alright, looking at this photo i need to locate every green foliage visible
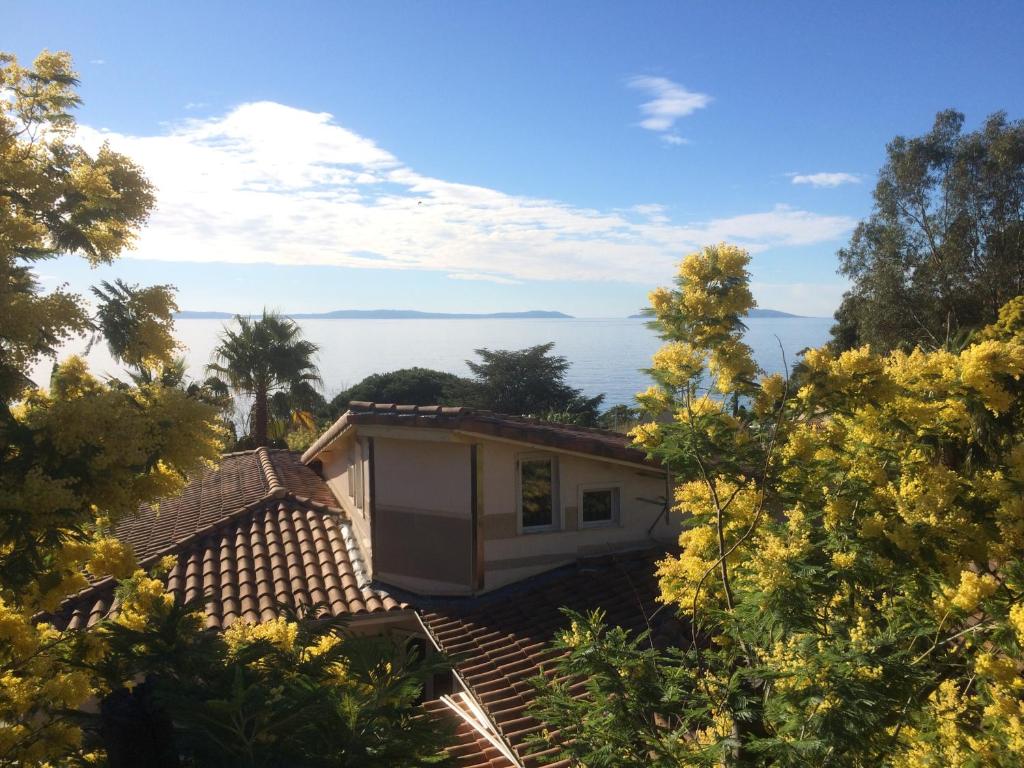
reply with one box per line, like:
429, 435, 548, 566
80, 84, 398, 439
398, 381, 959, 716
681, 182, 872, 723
91, 279, 179, 370
329, 367, 475, 415
466, 342, 604, 424
596, 403, 642, 432
832, 109, 1024, 353
208, 311, 322, 447
79, 581, 452, 768
328, 351, 609, 426
528, 610, 703, 768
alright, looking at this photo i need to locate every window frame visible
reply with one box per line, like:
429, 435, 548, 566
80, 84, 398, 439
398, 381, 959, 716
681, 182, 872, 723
577, 482, 622, 528
516, 452, 560, 533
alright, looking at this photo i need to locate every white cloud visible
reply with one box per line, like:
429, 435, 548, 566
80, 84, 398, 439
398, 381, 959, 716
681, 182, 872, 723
790, 172, 860, 188
631, 203, 670, 224
76, 101, 854, 285
184, 101, 208, 110
90, 59, 105, 65
626, 76, 710, 141
447, 272, 523, 285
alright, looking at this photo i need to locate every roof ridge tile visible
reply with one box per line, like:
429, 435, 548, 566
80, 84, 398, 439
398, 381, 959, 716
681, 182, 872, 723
256, 446, 286, 497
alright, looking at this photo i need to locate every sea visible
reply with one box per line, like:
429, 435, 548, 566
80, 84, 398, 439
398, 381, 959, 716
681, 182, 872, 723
30, 316, 833, 407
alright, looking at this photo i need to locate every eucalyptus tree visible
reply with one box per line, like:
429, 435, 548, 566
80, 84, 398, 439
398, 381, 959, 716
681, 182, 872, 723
832, 109, 1024, 352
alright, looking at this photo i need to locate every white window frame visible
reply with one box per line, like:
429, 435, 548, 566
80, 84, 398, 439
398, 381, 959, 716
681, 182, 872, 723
578, 482, 622, 528
517, 452, 559, 533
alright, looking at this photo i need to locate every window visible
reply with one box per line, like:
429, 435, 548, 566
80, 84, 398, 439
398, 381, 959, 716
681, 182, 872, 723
519, 455, 556, 531
579, 485, 620, 527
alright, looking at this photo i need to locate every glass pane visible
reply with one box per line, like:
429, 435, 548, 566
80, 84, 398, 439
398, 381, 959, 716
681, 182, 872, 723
521, 459, 553, 528
582, 489, 613, 523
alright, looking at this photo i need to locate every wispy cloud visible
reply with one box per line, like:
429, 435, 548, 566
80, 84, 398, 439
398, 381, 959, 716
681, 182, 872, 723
90, 59, 106, 65
660, 133, 690, 146
447, 272, 523, 285
184, 101, 208, 111
626, 76, 710, 143
76, 101, 853, 285
631, 204, 670, 224
789, 172, 860, 188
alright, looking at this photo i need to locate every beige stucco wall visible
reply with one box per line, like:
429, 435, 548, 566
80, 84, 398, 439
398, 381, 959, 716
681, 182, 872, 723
317, 425, 675, 597
371, 436, 474, 595
320, 432, 373, 562
477, 439, 674, 592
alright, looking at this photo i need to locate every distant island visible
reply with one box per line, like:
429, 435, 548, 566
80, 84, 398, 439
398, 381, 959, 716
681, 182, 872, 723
628, 308, 804, 319
174, 309, 573, 320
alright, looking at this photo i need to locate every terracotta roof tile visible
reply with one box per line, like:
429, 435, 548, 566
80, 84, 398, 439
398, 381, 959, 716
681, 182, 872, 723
302, 403, 660, 469
55, 450, 405, 630
417, 550, 677, 767
421, 698, 517, 768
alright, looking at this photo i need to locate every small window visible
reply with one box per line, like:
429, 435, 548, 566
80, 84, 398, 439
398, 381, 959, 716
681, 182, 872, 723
520, 456, 556, 530
580, 486, 620, 527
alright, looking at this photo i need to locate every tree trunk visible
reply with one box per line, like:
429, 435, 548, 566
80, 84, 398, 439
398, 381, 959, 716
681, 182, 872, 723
253, 387, 269, 447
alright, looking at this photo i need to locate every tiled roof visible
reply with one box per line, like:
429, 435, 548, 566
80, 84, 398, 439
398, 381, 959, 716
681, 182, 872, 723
418, 550, 675, 767
422, 697, 517, 768
55, 449, 405, 630
302, 402, 660, 469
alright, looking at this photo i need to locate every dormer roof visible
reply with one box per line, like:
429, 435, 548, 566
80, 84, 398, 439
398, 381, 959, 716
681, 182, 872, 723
302, 402, 661, 470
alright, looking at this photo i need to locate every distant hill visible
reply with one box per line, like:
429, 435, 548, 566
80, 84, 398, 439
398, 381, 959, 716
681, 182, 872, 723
746, 308, 803, 318
174, 309, 573, 320
628, 308, 804, 319
174, 311, 236, 319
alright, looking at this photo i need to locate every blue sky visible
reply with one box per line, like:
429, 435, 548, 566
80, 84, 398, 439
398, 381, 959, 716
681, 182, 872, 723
8, 1, 1024, 317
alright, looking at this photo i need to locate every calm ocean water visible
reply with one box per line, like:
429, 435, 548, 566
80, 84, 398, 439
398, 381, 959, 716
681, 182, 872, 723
32, 317, 833, 407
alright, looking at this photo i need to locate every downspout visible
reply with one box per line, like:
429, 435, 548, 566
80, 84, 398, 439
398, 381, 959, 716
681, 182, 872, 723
470, 443, 485, 593
367, 436, 376, 580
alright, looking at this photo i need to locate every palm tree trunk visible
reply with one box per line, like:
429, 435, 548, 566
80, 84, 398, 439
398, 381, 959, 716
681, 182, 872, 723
253, 387, 269, 447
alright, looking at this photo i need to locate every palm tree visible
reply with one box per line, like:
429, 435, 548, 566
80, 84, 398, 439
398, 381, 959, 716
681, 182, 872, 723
207, 311, 321, 447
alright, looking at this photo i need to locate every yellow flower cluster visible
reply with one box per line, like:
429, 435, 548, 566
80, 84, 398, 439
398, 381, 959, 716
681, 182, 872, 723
640, 244, 761, 431
657, 480, 761, 608
116, 571, 174, 631
561, 619, 595, 649
940, 570, 999, 614
960, 339, 1024, 414
628, 421, 662, 449
224, 616, 299, 656
1010, 604, 1024, 644
651, 342, 705, 386
0, 599, 95, 763
88, 537, 138, 580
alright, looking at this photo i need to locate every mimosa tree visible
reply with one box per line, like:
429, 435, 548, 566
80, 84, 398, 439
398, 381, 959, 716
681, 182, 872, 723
1, 51, 449, 767
531, 243, 1024, 766
0, 50, 223, 763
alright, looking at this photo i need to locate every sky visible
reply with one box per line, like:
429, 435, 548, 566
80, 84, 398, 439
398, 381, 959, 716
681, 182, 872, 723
7, 1, 1024, 318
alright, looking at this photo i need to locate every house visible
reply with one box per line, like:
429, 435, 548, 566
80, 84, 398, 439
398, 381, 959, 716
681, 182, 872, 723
60, 402, 682, 768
